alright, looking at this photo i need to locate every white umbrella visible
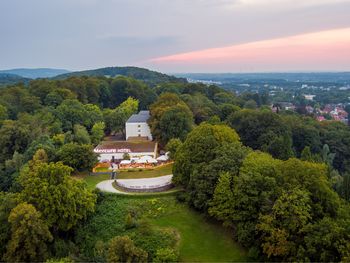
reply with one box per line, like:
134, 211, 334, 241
156, 155, 168, 161
136, 159, 146, 164
147, 158, 158, 164
120, 160, 131, 165
140, 155, 153, 161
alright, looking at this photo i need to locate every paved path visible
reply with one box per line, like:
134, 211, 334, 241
96, 174, 173, 194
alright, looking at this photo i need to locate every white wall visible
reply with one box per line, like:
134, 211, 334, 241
97, 151, 156, 162
126, 122, 152, 140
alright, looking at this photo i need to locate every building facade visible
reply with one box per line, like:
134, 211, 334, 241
125, 111, 153, 140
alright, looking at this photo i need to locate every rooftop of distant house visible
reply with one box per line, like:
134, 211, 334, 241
126, 110, 150, 123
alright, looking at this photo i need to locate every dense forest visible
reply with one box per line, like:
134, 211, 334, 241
0, 71, 350, 262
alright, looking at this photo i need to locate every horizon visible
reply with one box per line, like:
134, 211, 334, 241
1, 0, 350, 72
2, 66, 350, 76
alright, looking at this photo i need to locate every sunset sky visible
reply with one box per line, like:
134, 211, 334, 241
0, 0, 350, 72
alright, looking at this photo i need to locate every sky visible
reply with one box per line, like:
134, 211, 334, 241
0, 0, 350, 73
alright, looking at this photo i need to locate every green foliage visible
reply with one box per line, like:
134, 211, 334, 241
57, 143, 98, 171
104, 97, 139, 135
0, 192, 19, 259
208, 149, 350, 261
73, 124, 91, 144
173, 123, 243, 211
257, 189, 311, 259
0, 104, 8, 125
243, 99, 257, 109
91, 121, 105, 144
149, 93, 194, 145
125, 213, 136, 229
165, 138, 182, 160
153, 248, 179, 262
228, 109, 293, 160
4, 202, 53, 262
123, 153, 131, 160
19, 161, 96, 231
0, 119, 31, 163
107, 235, 148, 263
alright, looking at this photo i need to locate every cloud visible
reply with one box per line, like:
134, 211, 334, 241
147, 27, 350, 72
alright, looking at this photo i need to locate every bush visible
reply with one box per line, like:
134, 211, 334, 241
154, 248, 179, 262
125, 213, 136, 230
175, 191, 188, 203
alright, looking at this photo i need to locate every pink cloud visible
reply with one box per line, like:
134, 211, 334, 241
148, 28, 350, 72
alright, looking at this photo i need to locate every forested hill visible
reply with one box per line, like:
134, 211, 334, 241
0, 73, 30, 86
0, 68, 70, 79
55, 66, 187, 87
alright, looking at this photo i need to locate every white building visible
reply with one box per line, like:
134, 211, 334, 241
125, 111, 153, 140
94, 110, 156, 162
94, 140, 157, 162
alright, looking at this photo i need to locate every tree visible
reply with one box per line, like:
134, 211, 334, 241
341, 173, 350, 201
55, 99, 87, 131
301, 146, 313, 161
227, 110, 292, 153
257, 189, 311, 260
83, 104, 104, 130
165, 138, 182, 160
0, 104, 8, 126
4, 203, 52, 262
57, 143, 98, 171
173, 123, 242, 211
104, 97, 139, 135
0, 192, 19, 259
149, 93, 194, 144
107, 236, 148, 263
321, 144, 335, 168
158, 105, 193, 144
91, 122, 105, 144
243, 99, 257, 109
73, 124, 91, 144
0, 120, 31, 163
209, 172, 235, 226
19, 162, 96, 231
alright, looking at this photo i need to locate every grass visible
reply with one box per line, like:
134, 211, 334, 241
75, 193, 246, 262
117, 163, 173, 179
95, 167, 110, 172
152, 200, 246, 262
73, 171, 111, 191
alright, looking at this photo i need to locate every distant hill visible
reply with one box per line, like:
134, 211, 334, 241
0, 68, 71, 79
175, 72, 350, 84
0, 73, 31, 86
55, 66, 187, 87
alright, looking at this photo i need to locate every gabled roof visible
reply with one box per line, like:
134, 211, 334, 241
126, 111, 150, 123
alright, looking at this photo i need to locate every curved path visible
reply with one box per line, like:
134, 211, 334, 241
96, 174, 173, 194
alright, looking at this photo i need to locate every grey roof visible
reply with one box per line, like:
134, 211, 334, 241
126, 111, 150, 123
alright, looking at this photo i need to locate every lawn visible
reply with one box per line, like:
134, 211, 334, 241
117, 163, 173, 179
74, 194, 247, 262
152, 200, 246, 262
73, 171, 111, 190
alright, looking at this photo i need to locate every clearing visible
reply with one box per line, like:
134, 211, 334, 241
74, 194, 247, 262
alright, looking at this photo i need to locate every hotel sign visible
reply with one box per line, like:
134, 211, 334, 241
94, 148, 131, 153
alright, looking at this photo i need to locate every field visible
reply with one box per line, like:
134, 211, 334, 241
74, 194, 247, 262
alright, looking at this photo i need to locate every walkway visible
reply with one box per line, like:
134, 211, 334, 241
96, 174, 173, 194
